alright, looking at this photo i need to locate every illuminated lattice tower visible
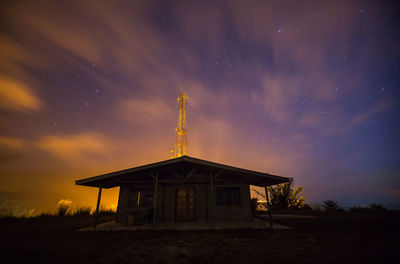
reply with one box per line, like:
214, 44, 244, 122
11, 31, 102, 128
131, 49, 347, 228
171, 92, 189, 158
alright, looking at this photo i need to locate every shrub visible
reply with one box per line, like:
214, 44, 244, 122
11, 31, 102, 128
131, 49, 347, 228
74, 206, 92, 216
268, 183, 308, 209
39, 212, 54, 217
322, 200, 342, 211
350, 204, 387, 212
253, 182, 309, 211
98, 205, 116, 216
368, 204, 387, 211
311, 204, 323, 212
57, 199, 72, 217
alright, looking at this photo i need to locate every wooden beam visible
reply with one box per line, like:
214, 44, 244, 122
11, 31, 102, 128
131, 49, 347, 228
214, 171, 224, 179
248, 185, 253, 222
116, 186, 122, 223
115, 205, 119, 223
183, 167, 196, 183
169, 169, 181, 178
161, 184, 165, 221
205, 183, 208, 221
93, 186, 103, 229
115, 180, 187, 185
153, 173, 158, 226
264, 186, 273, 227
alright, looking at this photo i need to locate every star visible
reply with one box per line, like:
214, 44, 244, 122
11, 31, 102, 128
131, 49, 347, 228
277, 29, 282, 33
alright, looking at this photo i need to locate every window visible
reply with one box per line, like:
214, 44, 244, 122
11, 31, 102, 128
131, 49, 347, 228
128, 190, 141, 208
216, 187, 241, 205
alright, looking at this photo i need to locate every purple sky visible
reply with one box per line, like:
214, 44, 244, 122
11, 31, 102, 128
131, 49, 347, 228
0, 0, 399, 215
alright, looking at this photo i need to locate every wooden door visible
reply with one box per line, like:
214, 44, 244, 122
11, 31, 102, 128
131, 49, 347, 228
176, 187, 195, 221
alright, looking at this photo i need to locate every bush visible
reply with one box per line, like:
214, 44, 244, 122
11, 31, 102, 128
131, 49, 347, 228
350, 204, 387, 212
369, 204, 387, 211
253, 182, 309, 211
57, 200, 72, 217
98, 205, 116, 216
267, 182, 308, 210
322, 200, 342, 211
73, 206, 92, 216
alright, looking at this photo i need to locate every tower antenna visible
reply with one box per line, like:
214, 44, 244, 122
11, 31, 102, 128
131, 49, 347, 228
171, 92, 188, 158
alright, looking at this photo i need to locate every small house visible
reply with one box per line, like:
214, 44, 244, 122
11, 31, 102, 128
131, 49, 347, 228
76, 156, 290, 228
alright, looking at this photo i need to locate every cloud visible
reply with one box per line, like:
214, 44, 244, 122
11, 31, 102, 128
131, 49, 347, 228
299, 98, 395, 134
0, 136, 26, 151
116, 97, 175, 125
251, 73, 303, 123
298, 111, 322, 127
0, 35, 36, 74
0, 77, 42, 112
0, 191, 27, 217
35, 133, 112, 163
349, 99, 395, 127
0, 136, 27, 165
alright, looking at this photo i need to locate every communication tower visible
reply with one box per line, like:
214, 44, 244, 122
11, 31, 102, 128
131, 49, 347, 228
171, 92, 188, 158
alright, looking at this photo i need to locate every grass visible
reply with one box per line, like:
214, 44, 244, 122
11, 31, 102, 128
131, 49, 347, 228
1, 211, 398, 264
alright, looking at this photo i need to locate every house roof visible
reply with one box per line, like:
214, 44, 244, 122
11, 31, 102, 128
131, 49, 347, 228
75, 156, 291, 188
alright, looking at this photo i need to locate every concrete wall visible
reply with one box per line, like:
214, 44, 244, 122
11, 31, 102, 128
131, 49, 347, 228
117, 182, 251, 225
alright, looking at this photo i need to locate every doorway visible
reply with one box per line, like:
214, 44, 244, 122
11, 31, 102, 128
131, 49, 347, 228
176, 187, 195, 221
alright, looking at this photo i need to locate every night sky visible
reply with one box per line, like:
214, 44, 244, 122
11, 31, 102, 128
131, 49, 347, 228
1, 0, 399, 215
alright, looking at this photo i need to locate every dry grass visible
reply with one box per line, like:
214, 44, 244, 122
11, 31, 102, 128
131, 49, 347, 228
1, 212, 398, 264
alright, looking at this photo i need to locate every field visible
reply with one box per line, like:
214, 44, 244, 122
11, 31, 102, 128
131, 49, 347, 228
1, 212, 399, 264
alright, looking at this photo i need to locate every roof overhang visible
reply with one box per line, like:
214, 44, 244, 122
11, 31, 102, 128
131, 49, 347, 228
75, 156, 291, 188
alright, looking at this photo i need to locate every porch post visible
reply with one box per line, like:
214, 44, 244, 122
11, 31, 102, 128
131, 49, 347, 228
116, 186, 122, 223
209, 171, 214, 227
249, 185, 253, 222
264, 186, 273, 227
153, 173, 158, 226
205, 183, 208, 221
93, 186, 103, 229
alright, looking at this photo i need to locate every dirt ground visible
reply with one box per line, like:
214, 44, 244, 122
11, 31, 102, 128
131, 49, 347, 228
1, 212, 398, 264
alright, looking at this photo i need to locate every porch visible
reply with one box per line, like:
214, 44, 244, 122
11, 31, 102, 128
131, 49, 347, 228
78, 217, 290, 231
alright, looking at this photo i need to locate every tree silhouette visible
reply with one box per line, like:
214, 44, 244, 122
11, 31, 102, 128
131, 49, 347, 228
322, 200, 342, 211
253, 182, 308, 210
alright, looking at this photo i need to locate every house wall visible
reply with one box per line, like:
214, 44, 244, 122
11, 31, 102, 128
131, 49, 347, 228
117, 183, 154, 224
159, 184, 208, 222
213, 185, 252, 221
117, 182, 251, 225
